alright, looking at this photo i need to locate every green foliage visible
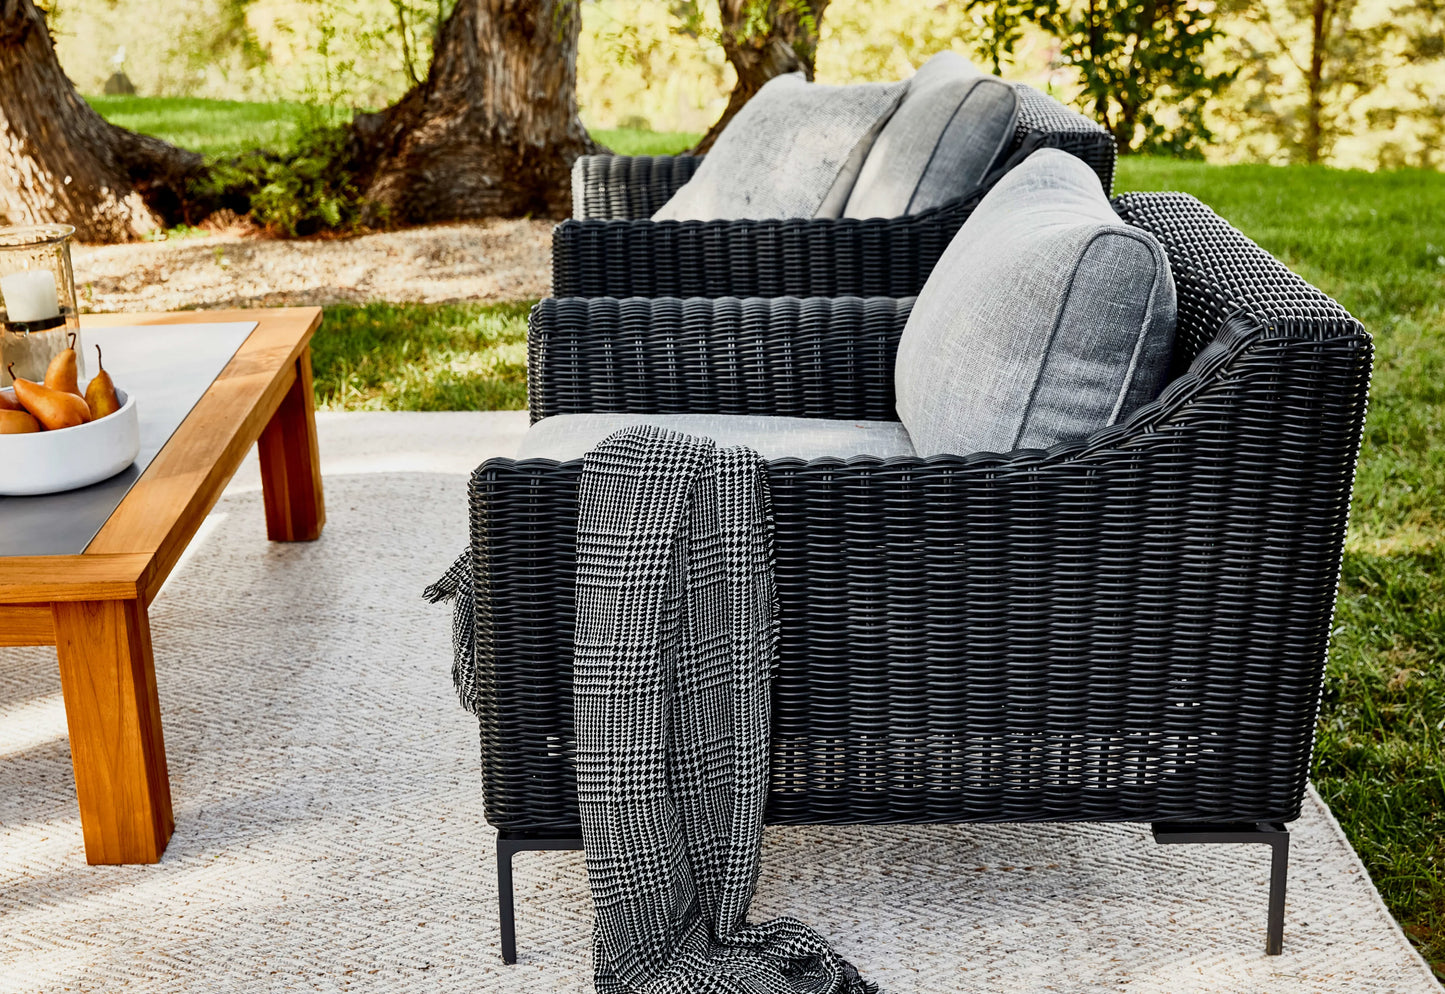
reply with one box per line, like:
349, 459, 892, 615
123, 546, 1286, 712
179, 0, 268, 81
813, 2, 981, 84
967, 0, 1235, 155
579, 0, 730, 133
60, 0, 1445, 171
190, 123, 366, 237
1230, 0, 1393, 163
1217, 0, 1445, 169
311, 301, 532, 411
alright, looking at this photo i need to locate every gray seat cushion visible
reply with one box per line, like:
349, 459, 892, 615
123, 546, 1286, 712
517, 414, 917, 462
652, 73, 905, 222
895, 148, 1176, 457
843, 51, 1019, 220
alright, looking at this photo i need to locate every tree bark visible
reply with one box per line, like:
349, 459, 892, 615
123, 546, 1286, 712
353, 0, 596, 223
693, 0, 830, 153
0, 0, 202, 241
1304, 0, 1329, 163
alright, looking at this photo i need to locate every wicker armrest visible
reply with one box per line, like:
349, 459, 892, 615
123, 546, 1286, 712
571, 154, 704, 220
527, 296, 914, 422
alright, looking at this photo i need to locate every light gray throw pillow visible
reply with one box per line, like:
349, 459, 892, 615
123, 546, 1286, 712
843, 51, 1019, 219
895, 148, 1176, 456
652, 73, 905, 222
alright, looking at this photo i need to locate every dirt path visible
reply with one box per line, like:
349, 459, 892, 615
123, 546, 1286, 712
71, 219, 554, 313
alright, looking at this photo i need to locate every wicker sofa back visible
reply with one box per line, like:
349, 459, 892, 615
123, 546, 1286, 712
487, 192, 1371, 837
554, 85, 1116, 299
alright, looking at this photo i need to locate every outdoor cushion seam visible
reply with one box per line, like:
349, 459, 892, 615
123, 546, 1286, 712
1105, 229, 1168, 425
1010, 226, 1156, 450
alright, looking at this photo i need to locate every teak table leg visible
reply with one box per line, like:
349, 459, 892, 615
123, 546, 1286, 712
53, 598, 174, 865
258, 347, 325, 542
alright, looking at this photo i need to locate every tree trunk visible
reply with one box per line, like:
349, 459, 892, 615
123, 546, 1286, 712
353, 0, 596, 223
0, 0, 202, 241
1304, 0, 1329, 163
693, 0, 831, 154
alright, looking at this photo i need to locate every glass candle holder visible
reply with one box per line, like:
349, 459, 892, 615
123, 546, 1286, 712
0, 224, 83, 387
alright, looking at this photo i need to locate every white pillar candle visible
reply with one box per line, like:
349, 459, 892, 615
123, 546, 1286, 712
1, 269, 60, 323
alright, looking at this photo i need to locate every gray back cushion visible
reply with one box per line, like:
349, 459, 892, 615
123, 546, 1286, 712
843, 51, 1019, 219
652, 73, 905, 222
895, 148, 1176, 457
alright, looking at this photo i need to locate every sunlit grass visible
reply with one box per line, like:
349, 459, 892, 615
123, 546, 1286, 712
87, 95, 317, 158
593, 127, 700, 156
88, 95, 699, 160
312, 301, 531, 412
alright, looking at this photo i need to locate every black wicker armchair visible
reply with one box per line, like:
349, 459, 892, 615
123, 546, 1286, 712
554, 84, 1116, 299
476, 192, 1371, 963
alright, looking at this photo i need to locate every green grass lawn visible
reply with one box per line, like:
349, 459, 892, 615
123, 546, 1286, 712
88, 95, 318, 158
592, 127, 700, 156
87, 95, 701, 160
311, 301, 531, 412
93, 95, 1445, 977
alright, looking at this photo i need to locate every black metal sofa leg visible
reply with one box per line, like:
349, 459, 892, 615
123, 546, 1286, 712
1152, 821, 1289, 955
496, 833, 585, 964
498, 825, 1288, 962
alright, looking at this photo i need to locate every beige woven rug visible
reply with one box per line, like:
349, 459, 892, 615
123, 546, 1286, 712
0, 412, 1436, 993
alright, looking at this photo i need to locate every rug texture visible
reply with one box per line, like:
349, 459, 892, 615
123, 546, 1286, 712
0, 412, 1436, 994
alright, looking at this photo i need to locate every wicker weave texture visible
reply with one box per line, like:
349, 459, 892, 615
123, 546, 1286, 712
555, 84, 1116, 297
528, 296, 915, 424
480, 192, 1372, 836
1012, 84, 1116, 191
572, 154, 704, 223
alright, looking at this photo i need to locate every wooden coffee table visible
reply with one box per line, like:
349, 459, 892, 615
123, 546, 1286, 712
0, 308, 324, 865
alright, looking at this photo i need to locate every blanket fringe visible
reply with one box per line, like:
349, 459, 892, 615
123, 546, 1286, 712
423, 551, 482, 715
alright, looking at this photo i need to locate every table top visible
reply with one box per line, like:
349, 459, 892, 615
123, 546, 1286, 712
0, 308, 322, 607
0, 322, 257, 557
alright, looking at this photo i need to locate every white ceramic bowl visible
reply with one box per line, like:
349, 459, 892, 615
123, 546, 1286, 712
0, 387, 140, 495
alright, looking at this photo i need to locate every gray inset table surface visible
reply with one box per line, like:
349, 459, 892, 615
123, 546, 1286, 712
0, 322, 257, 556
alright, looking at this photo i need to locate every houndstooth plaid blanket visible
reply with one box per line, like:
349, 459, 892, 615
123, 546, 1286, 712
428, 425, 876, 993
574, 426, 876, 994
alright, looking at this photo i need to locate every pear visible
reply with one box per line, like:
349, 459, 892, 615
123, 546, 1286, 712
44, 332, 81, 396
0, 390, 19, 412
85, 344, 122, 420
8, 363, 90, 431
0, 409, 40, 433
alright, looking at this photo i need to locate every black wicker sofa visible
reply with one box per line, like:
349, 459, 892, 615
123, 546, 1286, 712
475, 191, 1372, 963
553, 83, 1116, 300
